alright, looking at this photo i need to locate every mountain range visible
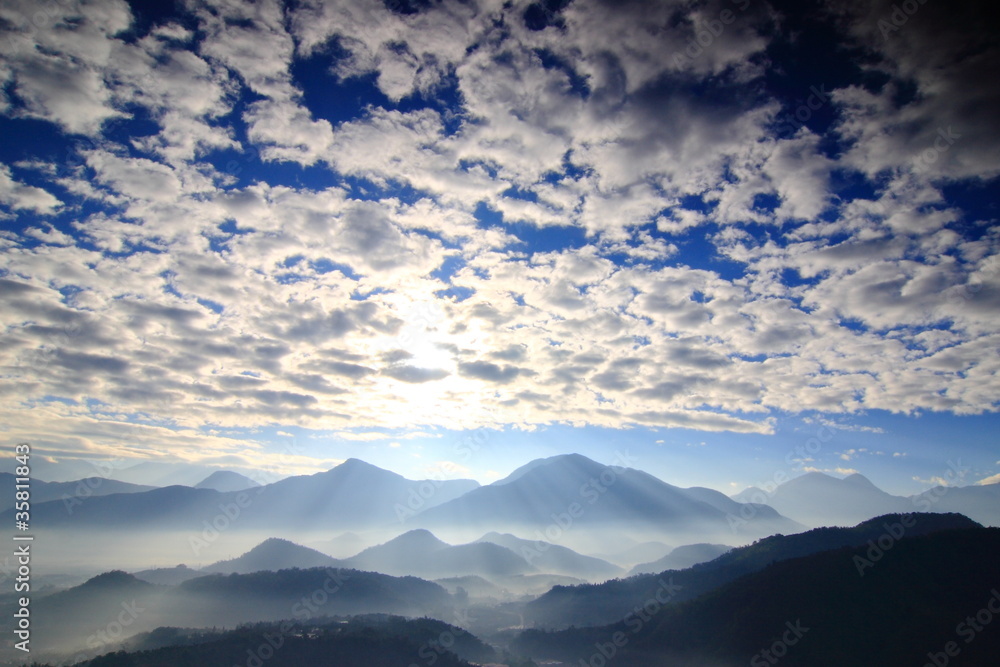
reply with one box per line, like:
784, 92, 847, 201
628, 542, 732, 576
133, 530, 621, 586
8, 455, 998, 545
200, 537, 339, 574
408, 453, 802, 544
524, 512, 983, 628
194, 470, 261, 492
5, 458, 480, 532
0, 472, 154, 513
12, 513, 997, 667
514, 523, 1000, 666
8, 566, 454, 662
731, 469, 1000, 528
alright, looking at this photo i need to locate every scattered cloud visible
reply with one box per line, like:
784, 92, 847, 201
804, 466, 860, 476
976, 473, 1000, 486
912, 475, 952, 488
0, 0, 996, 468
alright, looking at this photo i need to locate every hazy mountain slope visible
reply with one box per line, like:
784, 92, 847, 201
113, 461, 221, 487
594, 541, 674, 568
525, 512, 981, 628
132, 565, 202, 586
76, 616, 486, 667
341, 529, 537, 578
248, 459, 480, 528
628, 543, 731, 576
3, 459, 480, 531
201, 537, 342, 574
194, 470, 261, 492
120, 614, 501, 664
910, 482, 1000, 526
7, 485, 229, 529
171, 568, 453, 625
732, 472, 911, 527
476, 532, 624, 580
733, 471, 1000, 529
307, 532, 370, 558
413, 454, 801, 542
0, 472, 155, 512
514, 526, 1000, 667
5, 567, 456, 662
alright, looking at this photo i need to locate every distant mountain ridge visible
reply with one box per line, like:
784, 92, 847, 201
7, 455, 994, 564
733, 470, 1000, 527
0, 472, 155, 512
410, 453, 803, 543
525, 512, 982, 628
202, 538, 340, 574
4, 458, 480, 531
136, 530, 622, 586
340, 529, 537, 579
514, 523, 1000, 666
195, 470, 261, 492
13, 566, 455, 658
628, 543, 731, 576
476, 531, 624, 580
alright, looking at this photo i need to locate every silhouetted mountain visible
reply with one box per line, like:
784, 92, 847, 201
5, 566, 456, 662
202, 538, 341, 574
132, 565, 202, 585
476, 532, 623, 580
0, 472, 155, 512
70, 615, 501, 667
8, 570, 165, 657
194, 470, 261, 492
525, 512, 981, 628
628, 543, 731, 575
412, 454, 802, 543
173, 567, 453, 624
732, 471, 910, 527
514, 525, 1000, 667
341, 529, 537, 579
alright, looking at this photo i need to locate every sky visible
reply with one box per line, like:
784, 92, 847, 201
0, 0, 998, 497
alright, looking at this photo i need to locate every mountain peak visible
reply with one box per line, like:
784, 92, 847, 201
383, 529, 449, 551
195, 470, 261, 492
493, 453, 604, 486
252, 537, 297, 550
331, 458, 405, 479
842, 473, 879, 489
338, 457, 380, 470
82, 570, 144, 588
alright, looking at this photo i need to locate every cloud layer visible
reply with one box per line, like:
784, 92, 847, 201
0, 0, 997, 466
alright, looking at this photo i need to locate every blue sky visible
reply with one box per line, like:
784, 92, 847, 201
0, 0, 997, 496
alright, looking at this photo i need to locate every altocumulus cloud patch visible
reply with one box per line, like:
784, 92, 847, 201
0, 0, 997, 472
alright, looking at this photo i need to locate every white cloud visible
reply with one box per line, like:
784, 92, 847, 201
0, 0, 132, 134
763, 132, 833, 222
975, 473, 1000, 486
912, 475, 951, 488
0, 0, 997, 463
829, 0, 1000, 180
803, 466, 860, 476
0, 165, 62, 214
